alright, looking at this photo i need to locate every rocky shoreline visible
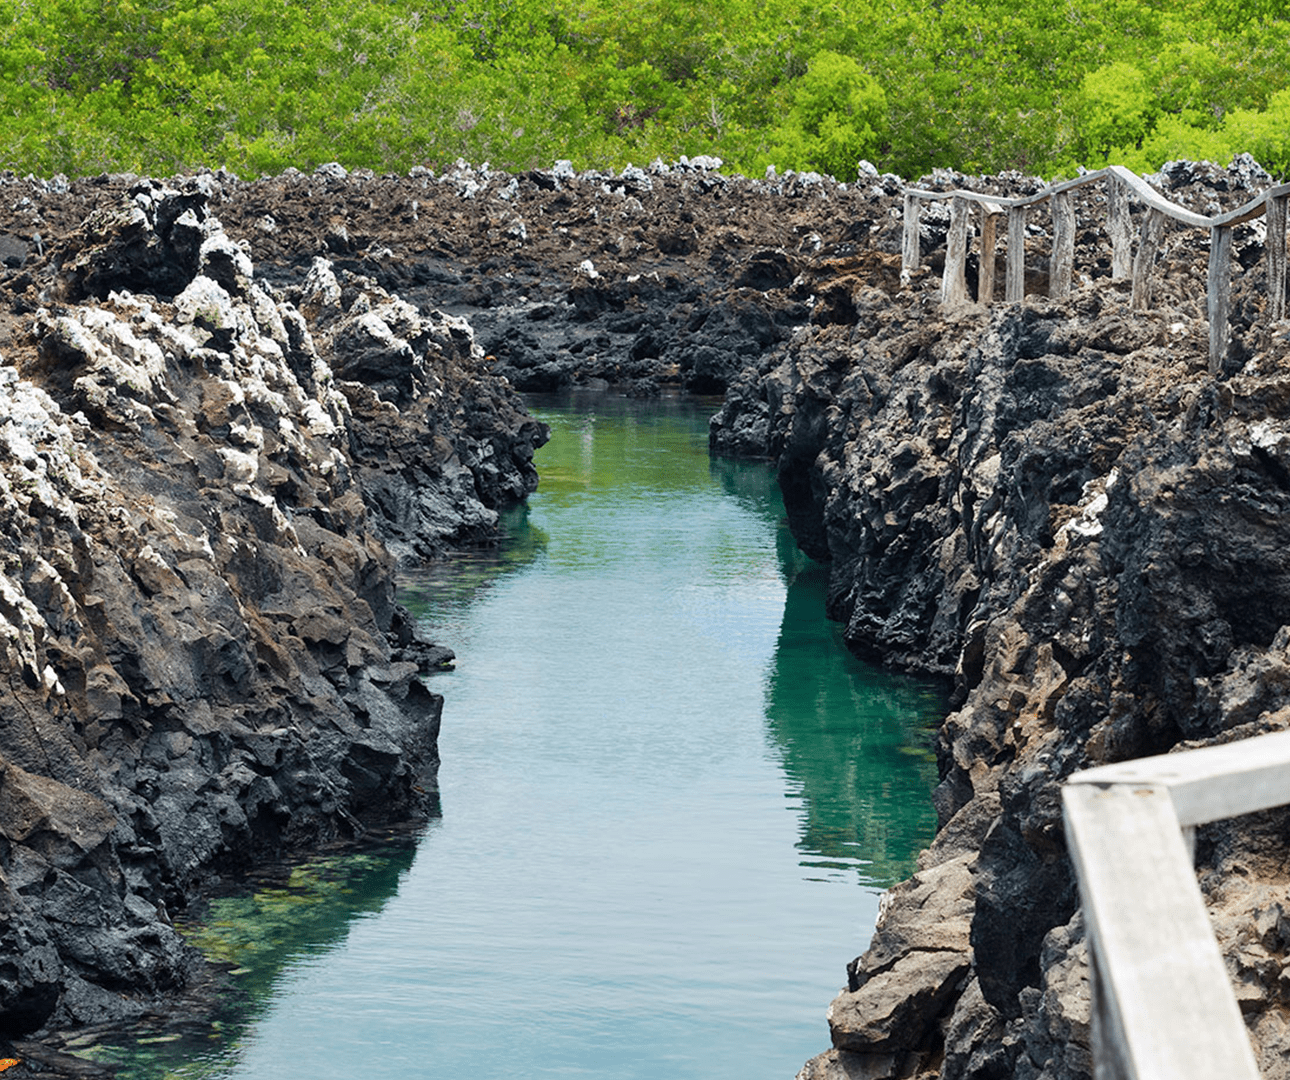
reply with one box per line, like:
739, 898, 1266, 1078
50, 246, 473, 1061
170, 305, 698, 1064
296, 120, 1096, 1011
2, 155, 1290, 1078
711, 157, 1290, 1078
0, 175, 546, 1065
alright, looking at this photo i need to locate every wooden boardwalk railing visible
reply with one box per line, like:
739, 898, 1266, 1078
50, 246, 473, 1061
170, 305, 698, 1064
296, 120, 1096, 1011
1063, 730, 1290, 1080
902, 165, 1290, 373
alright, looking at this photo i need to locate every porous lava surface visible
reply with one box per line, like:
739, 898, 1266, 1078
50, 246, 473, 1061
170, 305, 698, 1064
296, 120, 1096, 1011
1, 154, 1290, 1079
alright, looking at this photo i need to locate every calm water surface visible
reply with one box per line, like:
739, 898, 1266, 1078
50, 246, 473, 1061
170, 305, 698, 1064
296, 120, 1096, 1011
99, 394, 945, 1080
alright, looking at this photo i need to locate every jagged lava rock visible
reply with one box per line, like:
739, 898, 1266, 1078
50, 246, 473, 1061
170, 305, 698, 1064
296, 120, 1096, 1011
0, 178, 544, 1042
711, 159, 1290, 1080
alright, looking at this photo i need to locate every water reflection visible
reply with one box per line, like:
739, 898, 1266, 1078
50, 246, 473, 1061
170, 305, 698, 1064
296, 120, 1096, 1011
399, 500, 547, 623
767, 554, 944, 887
92, 392, 944, 1080
711, 437, 944, 887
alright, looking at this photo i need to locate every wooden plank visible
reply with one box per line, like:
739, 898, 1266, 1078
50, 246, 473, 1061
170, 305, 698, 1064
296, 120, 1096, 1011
1069, 728, 1290, 827
1044, 167, 1114, 198
1131, 208, 1167, 310
1268, 193, 1288, 322
904, 173, 1290, 232
1050, 190, 1076, 298
1089, 948, 1135, 1080
978, 206, 1003, 303
1108, 176, 1133, 281
903, 189, 1020, 208
1063, 783, 1262, 1080
1007, 205, 1027, 302
1104, 166, 1211, 229
942, 196, 971, 306
903, 168, 1113, 212
1208, 225, 1233, 375
902, 193, 922, 281
1207, 181, 1290, 229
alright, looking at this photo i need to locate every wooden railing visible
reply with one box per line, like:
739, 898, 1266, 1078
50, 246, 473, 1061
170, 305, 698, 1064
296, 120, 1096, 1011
902, 165, 1290, 373
1063, 730, 1290, 1080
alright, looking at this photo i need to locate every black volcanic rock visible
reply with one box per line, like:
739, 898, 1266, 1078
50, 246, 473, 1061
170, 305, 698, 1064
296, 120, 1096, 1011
0, 181, 544, 1046
709, 159, 1290, 1080
3, 155, 1290, 1080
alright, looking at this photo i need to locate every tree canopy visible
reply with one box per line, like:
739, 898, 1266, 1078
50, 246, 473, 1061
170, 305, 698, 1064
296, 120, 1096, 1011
1, 0, 1287, 180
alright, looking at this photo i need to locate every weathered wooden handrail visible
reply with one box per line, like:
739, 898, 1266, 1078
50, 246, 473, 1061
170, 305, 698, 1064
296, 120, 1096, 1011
902, 165, 1290, 373
1063, 730, 1290, 1080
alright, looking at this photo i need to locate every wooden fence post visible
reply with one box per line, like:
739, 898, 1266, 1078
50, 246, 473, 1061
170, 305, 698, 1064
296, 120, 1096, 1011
1268, 193, 1288, 322
903, 173, 1290, 356
902, 193, 921, 283
1065, 731, 1290, 1080
1007, 205, 1027, 302
1131, 208, 1168, 310
1051, 191, 1076, 298
1108, 177, 1133, 281
978, 204, 1004, 303
942, 196, 971, 306
1208, 225, 1233, 375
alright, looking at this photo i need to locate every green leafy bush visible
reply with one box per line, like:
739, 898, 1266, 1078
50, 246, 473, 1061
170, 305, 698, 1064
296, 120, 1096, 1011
0, 0, 1287, 179
1077, 62, 1155, 164
1223, 89, 1290, 179
765, 50, 886, 179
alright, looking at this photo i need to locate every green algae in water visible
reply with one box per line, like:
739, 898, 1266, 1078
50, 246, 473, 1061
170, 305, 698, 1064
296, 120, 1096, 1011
178, 848, 416, 1001
77, 844, 416, 1080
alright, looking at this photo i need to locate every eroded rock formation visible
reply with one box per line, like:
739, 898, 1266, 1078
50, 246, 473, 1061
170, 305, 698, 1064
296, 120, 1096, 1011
4, 153, 1290, 1079
711, 158, 1290, 1078
0, 177, 544, 1044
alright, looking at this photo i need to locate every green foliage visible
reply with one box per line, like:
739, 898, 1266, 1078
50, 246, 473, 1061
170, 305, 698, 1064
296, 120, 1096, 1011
0, 0, 1287, 179
765, 51, 886, 179
1109, 114, 1231, 174
1077, 62, 1155, 164
1224, 89, 1290, 179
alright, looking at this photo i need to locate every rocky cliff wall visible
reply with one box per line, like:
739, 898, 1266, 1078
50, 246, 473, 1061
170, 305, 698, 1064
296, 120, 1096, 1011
0, 176, 545, 1050
4, 155, 1290, 1078
0, 157, 913, 1070
712, 158, 1290, 1079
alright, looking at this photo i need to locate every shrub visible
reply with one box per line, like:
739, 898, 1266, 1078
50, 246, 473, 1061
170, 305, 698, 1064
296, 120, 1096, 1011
765, 50, 886, 180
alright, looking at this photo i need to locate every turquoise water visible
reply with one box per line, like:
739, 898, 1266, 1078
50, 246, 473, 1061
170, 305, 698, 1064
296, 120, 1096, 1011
93, 394, 944, 1079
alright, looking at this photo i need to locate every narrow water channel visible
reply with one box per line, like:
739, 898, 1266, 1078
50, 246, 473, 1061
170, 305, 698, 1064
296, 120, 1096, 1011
95, 394, 945, 1080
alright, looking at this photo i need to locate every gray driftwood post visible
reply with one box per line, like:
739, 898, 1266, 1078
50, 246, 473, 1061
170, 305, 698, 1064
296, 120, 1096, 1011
1131, 208, 1168, 310
978, 204, 1003, 303
1050, 191, 1076, 298
942, 196, 971, 306
1107, 176, 1133, 280
1207, 225, 1233, 375
902, 193, 921, 282
1006, 205, 1027, 302
1268, 193, 1288, 321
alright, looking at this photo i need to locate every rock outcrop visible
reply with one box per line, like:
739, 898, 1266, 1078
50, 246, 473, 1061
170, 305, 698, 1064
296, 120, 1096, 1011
6, 154, 1290, 1079
0, 177, 545, 1044
712, 158, 1290, 1078
203, 158, 903, 397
